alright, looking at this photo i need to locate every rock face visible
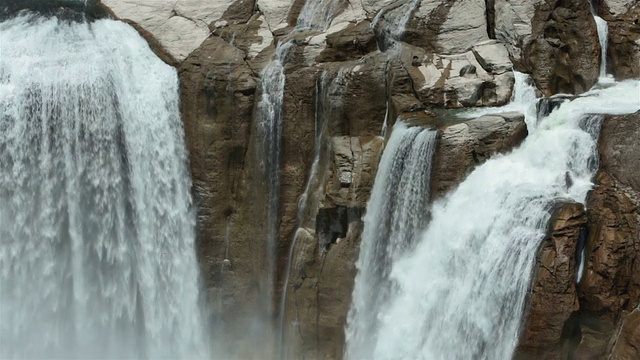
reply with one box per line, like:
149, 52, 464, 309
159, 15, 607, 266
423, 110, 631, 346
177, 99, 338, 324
430, 112, 528, 199
515, 203, 587, 360
610, 308, 640, 360
100, 0, 240, 61
514, 112, 640, 360
522, 0, 601, 95
93, 0, 638, 359
603, 2, 640, 80
574, 112, 640, 359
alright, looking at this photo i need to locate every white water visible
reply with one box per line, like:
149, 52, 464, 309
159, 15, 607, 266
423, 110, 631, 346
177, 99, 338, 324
255, 42, 290, 309
0, 13, 208, 359
345, 122, 438, 360
462, 71, 538, 122
593, 15, 611, 81
356, 79, 639, 359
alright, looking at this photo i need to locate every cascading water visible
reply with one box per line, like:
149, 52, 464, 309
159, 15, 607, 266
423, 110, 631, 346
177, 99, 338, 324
345, 122, 438, 360
255, 42, 290, 312
351, 79, 639, 359
593, 15, 610, 80
296, 0, 343, 31
590, 1, 611, 81
0, 10, 208, 360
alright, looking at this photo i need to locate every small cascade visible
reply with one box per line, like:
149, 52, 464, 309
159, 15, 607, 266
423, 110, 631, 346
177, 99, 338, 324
463, 71, 538, 121
345, 122, 438, 360
372, 0, 421, 49
361, 79, 640, 359
594, 16, 610, 79
296, 0, 343, 31
277, 68, 348, 357
0, 10, 208, 359
590, 1, 612, 81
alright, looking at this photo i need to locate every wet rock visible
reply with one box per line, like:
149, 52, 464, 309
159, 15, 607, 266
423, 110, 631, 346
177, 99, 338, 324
522, 0, 601, 95
281, 135, 384, 360
430, 112, 528, 199
515, 203, 587, 360
574, 111, 640, 359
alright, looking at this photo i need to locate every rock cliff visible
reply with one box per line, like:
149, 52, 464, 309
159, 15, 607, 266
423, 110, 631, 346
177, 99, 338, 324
95, 0, 639, 358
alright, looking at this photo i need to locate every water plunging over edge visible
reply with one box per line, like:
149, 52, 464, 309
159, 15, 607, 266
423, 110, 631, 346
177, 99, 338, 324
345, 122, 438, 360
0, 12, 210, 359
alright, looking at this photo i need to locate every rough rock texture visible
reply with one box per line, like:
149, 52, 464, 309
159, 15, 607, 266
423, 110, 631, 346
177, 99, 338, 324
493, 0, 544, 64
522, 0, 601, 95
610, 308, 640, 360
404, 40, 515, 108
397, 0, 490, 54
100, 0, 238, 61
430, 112, 528, 199
281, 136, 384, 360
573, 112, 640, 359
515, 203, 587, 360
603, 2, 640, 80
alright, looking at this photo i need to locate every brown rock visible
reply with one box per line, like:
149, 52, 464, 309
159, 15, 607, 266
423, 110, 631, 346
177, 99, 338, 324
280, 135, 384, 360
605, 3, 640, 81
430, 112, 528, 199
610, 308, 640, 360
574, 112, 640, 359
523, 0, 601, 95
515, 203, 587, 360
316, 21, 378, 63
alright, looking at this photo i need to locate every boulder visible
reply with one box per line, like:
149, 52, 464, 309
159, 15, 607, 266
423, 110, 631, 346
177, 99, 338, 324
515, 203, 587, 360
430, 112, 528, 199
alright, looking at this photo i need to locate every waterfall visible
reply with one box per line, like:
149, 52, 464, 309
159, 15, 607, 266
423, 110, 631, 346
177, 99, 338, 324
345, 122, 438, 360
372, 0, 421, 49
590, 1, 611, 81
0, 11, 209, 360
255, 42, 291, 317
593, 15, 610, 80
358, 79, 639, 359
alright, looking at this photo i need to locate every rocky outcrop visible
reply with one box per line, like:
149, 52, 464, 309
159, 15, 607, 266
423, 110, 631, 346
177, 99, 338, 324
405, 40, 515, 108
100, 0, 241, 61
493, 0, 544, 65
522, 0, 601, 95
603, 2, 640, 80
573, 112, 640, 359
515, 203, 587, 360
430, 112, 528, 199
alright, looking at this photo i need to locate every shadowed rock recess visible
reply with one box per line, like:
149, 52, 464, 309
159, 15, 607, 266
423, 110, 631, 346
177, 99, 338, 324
76, 0, 639, 359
